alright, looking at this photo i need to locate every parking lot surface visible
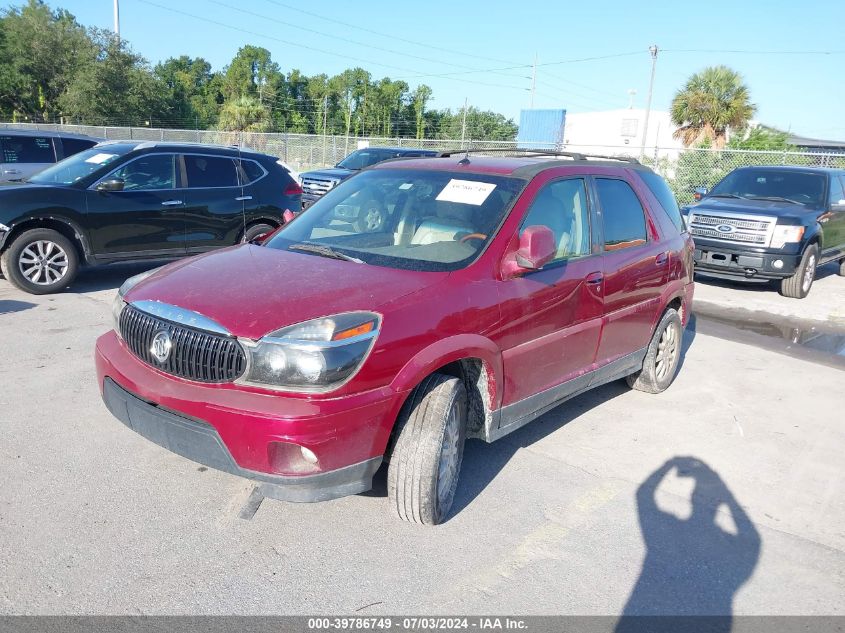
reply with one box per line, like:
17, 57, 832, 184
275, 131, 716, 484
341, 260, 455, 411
1, 266, 844, 615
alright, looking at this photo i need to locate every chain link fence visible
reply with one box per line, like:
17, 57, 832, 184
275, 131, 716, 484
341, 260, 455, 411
4, 122, 843, 206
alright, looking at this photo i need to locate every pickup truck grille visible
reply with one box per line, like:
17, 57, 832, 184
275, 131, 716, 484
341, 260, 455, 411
301, 176, 337, 198
688, 212, 777, 247
119, 305, 246, 383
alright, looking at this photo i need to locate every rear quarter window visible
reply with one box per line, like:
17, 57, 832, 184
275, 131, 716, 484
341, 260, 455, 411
60, 137, 98, 158
239, 159, 266, 184
639, 170, 685, 233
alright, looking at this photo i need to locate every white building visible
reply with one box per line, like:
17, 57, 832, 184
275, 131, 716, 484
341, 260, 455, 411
561, 109, 684, 160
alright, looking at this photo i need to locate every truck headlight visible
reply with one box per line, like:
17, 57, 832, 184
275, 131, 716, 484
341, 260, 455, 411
238, 312, 380, 392
113, 267, 163, 336
771, 225, 804, 249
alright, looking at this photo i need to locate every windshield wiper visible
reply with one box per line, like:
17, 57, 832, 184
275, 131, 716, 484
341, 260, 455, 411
289, 243, 364, 264
709, 193, 746, 199
747, 195, 802, 205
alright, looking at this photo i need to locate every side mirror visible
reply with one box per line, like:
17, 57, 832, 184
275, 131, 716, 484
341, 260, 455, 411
502, 225, 556, 277
96, 178, 125, 192
693, 186, 708, 202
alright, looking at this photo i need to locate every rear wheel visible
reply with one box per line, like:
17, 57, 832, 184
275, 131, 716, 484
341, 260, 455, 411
0, 228, 79, 295
387, 373, 467, 525
242, 223, 275, 244
626, 308, 683, 394
779, 244, 818, 299
838, 258, 845, 277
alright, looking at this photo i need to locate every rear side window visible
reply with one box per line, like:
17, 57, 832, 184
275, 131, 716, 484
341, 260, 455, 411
238, 159, 266, 184
828, 175, 845, 205
184, 155, 239, 188
595, 178, 648, 251
60, 137, 97, 158
1, 135, 55, 164
639, 170, 685, 232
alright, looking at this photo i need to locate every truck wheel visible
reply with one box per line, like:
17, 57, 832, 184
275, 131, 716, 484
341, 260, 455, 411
838, 258, 845, 277
387, 373, 467, 525
626, 308, 683, 394
0, 228, 79, 295
779, 244, 818, 299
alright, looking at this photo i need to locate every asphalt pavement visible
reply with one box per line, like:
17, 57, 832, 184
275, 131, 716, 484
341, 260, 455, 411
0, 264, 843, 615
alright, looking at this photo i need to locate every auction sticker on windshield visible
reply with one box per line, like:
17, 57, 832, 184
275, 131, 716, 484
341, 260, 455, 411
84, 152, 118, 164
436, 179, 497, 205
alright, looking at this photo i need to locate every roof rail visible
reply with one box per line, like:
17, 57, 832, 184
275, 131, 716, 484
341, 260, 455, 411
436, 147, 640, 164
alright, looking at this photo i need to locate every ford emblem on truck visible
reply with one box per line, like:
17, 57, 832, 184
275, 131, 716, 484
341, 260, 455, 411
716, 224, 735, 233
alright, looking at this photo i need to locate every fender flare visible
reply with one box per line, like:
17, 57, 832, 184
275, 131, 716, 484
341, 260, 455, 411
1, 213, 92, 261
389, 334, 504, 410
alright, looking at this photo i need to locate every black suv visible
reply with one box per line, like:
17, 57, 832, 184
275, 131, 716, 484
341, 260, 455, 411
300, 146, 438, 211
1, 129, 101, 183
0, 141, 302, 294
685, 166, 845, 298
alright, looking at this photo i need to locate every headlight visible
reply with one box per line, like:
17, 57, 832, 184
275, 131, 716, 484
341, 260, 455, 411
771, 225, 804, 249
113, 267, 163, 336
238, 312, 381, 392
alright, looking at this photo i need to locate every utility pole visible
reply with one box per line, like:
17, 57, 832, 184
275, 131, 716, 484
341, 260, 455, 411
639, 44, 658, 161
113, 0, 120, 40
322, 94, 328, 165
460, 97, 468, 149
530, 53, 537, 109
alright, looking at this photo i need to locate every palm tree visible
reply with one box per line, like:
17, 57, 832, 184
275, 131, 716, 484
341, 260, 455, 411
670, 66, 756, 148
217, 96, 270, 133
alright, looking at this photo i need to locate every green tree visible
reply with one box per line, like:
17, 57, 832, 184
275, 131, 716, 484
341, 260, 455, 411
59, 30, 169, 126
0, 0, 95, 121
217, 95, 270, 132
727, 127, 794, 151
155, 55, 221, 128
671, 66, 756, 148
410, 84, 432, 139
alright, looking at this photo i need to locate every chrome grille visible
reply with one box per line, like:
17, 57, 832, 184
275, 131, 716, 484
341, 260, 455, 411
119, 305, 246, 383
688, 212, 777, 247
302, 176, 336, 197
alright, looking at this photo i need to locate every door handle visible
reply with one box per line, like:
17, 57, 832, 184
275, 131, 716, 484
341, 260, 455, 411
161, 200, 184, 206
655, 252, 669, 265
3, 169, 21, 175
235, 195, 253, 201
585, 272, 604, 285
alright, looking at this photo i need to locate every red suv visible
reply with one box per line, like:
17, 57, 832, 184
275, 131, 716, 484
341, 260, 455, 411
95, 151, 694, 525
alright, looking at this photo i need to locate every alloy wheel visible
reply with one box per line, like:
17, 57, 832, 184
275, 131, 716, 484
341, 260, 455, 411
436, 401, 461, 510
655, 322, 680, 381
18, 240, 69, 286
802, 254, 816, 293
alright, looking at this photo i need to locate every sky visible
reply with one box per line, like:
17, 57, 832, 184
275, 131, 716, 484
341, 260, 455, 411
41, 0, 845, 139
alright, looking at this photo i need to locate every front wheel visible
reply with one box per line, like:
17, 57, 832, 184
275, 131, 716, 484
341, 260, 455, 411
0, 228, 79, 295
242, 223, 276, 244
837, 258, 845, 277
387, 373, 467, 525
626, 308, 683, 394
779, 244, 818, 299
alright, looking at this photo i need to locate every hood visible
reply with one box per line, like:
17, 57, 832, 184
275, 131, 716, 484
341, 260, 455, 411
689, 196, 815, 222
300, 167, 355, 181
125, 244, 447, 340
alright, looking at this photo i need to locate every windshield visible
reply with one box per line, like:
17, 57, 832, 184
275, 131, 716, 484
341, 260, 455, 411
28, 145, 132, 185
709, 169, 826, 207
265, 168, 525, 272
336, 148, 401, 170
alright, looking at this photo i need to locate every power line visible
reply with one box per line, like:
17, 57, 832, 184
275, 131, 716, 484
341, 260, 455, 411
136, 0, 531, 92
662, 48, 845, 55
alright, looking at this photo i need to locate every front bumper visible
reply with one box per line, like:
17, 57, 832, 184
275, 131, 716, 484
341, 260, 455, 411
692, 239, 801, 280
95, 331, 405, 502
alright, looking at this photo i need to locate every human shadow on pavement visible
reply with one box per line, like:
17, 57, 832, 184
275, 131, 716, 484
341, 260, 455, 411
615, 456, 761, 633
0, 299, 36, 315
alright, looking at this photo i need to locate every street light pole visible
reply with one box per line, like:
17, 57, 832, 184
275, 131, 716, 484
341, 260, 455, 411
113, 0, 120, 40
639, 44, 658, 161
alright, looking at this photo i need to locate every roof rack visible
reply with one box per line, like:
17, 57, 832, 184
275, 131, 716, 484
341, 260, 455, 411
436, 147, 640, 164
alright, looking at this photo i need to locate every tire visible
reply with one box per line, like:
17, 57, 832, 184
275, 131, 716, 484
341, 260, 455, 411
0, 228, 79, 295
626, 308, 683, 394
838, 258, 845, 277
387, 373, 468, 525
353, 201, 386, 233
779, 244, 818, 299
242, 223, 275, 244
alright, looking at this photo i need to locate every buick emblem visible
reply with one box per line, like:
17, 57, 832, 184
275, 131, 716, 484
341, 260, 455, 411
716, 224, 735, 234
150, 330, 172, 363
